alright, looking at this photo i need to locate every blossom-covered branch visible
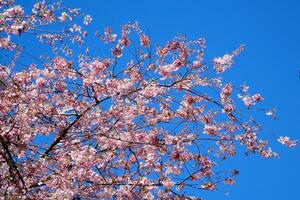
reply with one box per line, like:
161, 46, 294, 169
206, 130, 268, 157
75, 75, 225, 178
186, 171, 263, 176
0, 0, 296, 199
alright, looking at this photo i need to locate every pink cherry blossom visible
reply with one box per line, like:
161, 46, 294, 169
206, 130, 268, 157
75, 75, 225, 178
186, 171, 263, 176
214, 54, 234, 73
203, 124, 219, 136
277, 136, 297, 148
201, 182, 216, 191
0, 2, 295, 199
140, 34, 150, 47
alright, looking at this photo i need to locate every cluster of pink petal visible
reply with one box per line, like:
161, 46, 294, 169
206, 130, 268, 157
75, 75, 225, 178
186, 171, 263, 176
238, 92, 264, 108
277, 136, 297, 148
158, 60, 184, 79
0, 2, 296, 199
214, 54, 234, 73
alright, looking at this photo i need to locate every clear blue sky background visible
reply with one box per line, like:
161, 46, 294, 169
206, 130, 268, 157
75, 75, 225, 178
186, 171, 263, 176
20, 0, 300, 199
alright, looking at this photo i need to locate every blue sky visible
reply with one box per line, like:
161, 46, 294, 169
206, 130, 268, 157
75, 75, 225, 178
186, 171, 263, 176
19, 0, 300, 199
72, 1, 300, 199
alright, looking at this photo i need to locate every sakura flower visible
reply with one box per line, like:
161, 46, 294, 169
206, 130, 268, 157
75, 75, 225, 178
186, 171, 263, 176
100, 27, 117, 43
140, 35, 150, 47
224, 178, 236, 185
141, 82, 165, 98
193, 60, 201, 68
220, 83, 233, 102
260, 148, 278, 158
165, 165, 181, 175
119, 36, 130, 46
265, 109, 277, 119
69, 24, 82, 33
35, 77, 47, 88
158, 64, 173, 78
147, 63, 155, 71
214, 54, 233, 73
201, 182, 216, 191
90, 59, 108, 75
83, 15, 92, 25
10, 22, 28, 35
222, 103, 234, 114
277, 136, 297, 148
221, 84, 233, 97
265, 109, 274, 116
58, 12, 69, 22
3, 5, 24, 17
0, 36, 11, 49
242, 84, 249, 92
0, 13, 294, 199
203, 124, 219, 136
242, 95, 252, 108
139, 177, 151, 185
112, 46, 122, 58
161, 177, 174, 189
252, 93, 263, 102
158, 60, 183, 79
54, 81, 66, 91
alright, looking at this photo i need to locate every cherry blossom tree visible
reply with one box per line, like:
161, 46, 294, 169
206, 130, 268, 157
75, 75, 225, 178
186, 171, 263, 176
0, 1, 297, 199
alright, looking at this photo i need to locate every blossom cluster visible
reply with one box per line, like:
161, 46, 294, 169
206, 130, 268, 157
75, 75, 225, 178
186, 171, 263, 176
0, 1, 296, 199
